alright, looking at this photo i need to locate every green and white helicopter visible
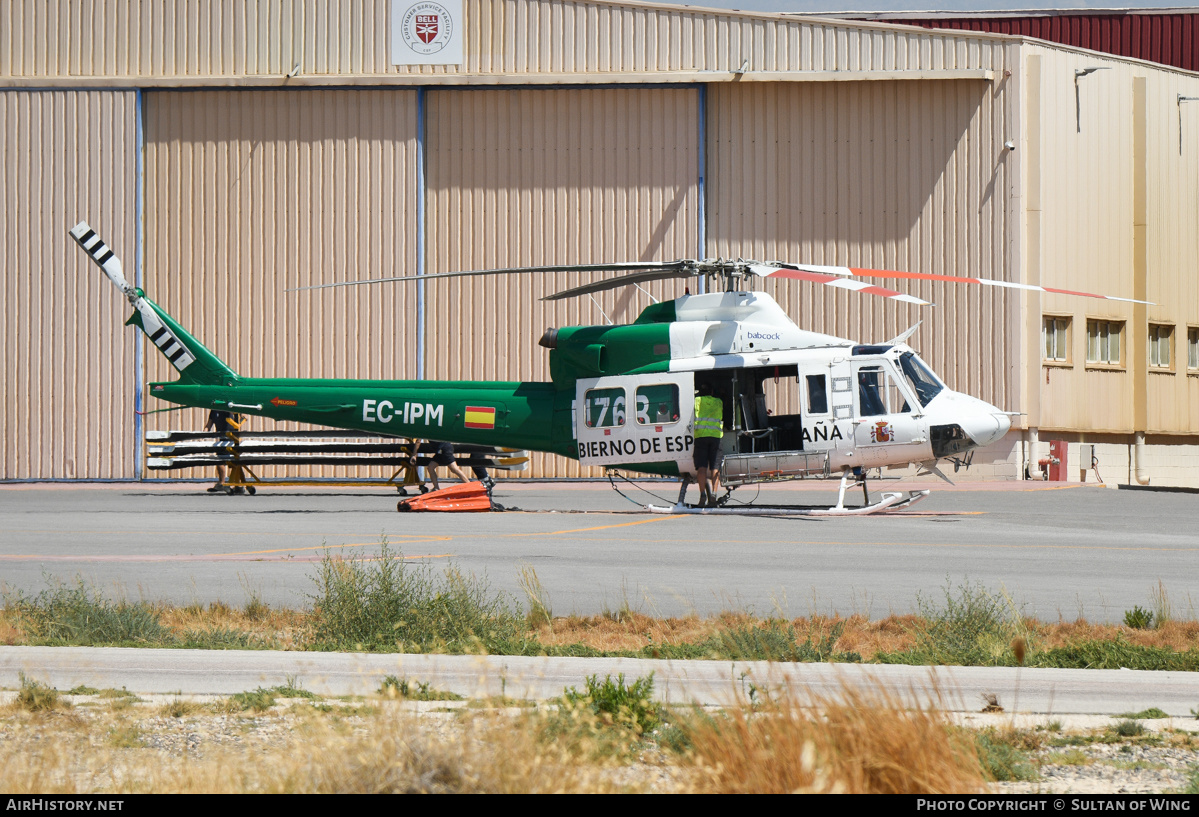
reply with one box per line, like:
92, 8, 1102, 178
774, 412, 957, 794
70, 220, 1144, 515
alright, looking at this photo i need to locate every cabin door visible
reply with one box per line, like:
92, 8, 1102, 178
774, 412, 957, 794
575, 373, 695, 469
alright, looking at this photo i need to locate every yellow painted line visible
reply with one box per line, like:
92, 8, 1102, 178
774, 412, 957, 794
509, 516, 685, 536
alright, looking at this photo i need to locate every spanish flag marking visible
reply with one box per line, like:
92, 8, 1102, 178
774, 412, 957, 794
464, 406, 496, 429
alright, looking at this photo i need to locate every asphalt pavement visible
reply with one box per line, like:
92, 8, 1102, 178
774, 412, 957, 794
0, 479, 1195, 622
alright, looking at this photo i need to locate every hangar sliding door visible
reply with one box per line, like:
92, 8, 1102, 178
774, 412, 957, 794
426, 87, 701, 478
143, 89, 419, 478
707, 81, 1013, 413
0, 90, 137, 479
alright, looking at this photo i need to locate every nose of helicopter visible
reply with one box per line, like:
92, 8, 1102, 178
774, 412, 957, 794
959, 400, 1012, 449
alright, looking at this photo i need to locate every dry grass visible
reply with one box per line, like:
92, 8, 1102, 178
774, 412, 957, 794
7, 592, 1199, 661
680, 680, 990, 794
1032, 618, 1199, 652
0, 675, 998, 794
534, 612, 718, 652
532, 612, 919, 656
158, 602, 308, 648
0, 702, 648, 793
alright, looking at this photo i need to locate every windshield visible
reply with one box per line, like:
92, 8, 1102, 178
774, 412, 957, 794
898, 351, 944, 407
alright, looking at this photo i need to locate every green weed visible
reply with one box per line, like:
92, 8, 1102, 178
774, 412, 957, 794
3, 578, 164, 646
105, 723, 145, 748
1124, 606, 1154, 630
1116, 708, 1168, 719
1046, 748, 1092, 766
378, 676, 464, 702
1181, 767, 1199, 794
271, 676, 318, 700
240, 573, 269, 622
66, 685, 101, 696
647, 620, 861, 663
518, 564, 553, 629
973, 729, 1039, 782
880, 578, 1031, 667
175, 627, 271, 650
159, 698, 203, 718
541, 673, 662, 762
560, 673, 660, 736
15, 673, 66, 712
306, 540, 528, 653
222, 688, 279, 713
1112, 719, 1147, 737
1033, 640, 1199, 671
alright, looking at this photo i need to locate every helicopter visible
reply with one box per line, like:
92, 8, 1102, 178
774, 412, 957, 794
69, 221, 1148, 515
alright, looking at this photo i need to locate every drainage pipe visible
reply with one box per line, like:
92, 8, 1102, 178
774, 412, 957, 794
1023, 427, 1039, 480
1133, 432, 1151, 485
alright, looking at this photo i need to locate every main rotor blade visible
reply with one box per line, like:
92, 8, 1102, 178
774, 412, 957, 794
288, 262, 688, 293
542, 269, 697, 301
745, 263, 932, 306
798, 265, 1155, 305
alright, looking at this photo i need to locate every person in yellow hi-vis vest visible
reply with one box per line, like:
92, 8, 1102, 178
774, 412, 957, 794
693, 382, 724, 507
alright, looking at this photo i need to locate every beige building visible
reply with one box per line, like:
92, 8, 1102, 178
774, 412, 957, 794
1, 0, 1196, 485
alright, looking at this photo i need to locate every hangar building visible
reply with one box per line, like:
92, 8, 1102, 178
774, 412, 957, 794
1, 0, 1196, 486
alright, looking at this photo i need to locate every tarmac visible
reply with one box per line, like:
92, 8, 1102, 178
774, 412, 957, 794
0, 477, 1194, 621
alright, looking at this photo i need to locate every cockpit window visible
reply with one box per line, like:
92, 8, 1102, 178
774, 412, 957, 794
898, 351, 944, 406
857, 366, 911, 416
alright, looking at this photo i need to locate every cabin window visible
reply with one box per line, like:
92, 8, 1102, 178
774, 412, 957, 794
583, 387, 626, 428
1086, 320, 1123, 365
1148, 324, 1173, 370
1042, 316, 1070, 362
806, 374, 829, 414
857, 366, 911, 417
635, 384, 680, 425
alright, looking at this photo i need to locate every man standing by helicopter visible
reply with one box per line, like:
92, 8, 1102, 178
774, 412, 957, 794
693, 382, 724, 507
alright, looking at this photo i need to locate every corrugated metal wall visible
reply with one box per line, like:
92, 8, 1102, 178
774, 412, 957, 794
878, 13, 1198, 73
0, 91, 137, 479
707, 76, 1014, 410
0, 0, 1006, 81
1030, 45, 1199, 435
4, 1, 1198, 482
142, 89, 420, 476
425, 87, 700, 477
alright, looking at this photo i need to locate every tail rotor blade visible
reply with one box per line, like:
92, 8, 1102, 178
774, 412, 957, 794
69, 221, 136, 301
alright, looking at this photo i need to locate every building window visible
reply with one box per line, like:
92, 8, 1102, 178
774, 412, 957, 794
1148, 324, 1173, 369
1043, 316, 1070, 362
1086, 320, 1123, 365
1189, 327, 1199, 371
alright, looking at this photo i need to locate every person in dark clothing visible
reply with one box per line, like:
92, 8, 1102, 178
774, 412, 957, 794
420, 441, 473, 491
204, 409, 244, 495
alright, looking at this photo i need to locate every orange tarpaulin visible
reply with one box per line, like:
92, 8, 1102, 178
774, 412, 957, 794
398, 481, 493, 512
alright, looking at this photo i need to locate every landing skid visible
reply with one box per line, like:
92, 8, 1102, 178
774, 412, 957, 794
648, 468, 930, 516
646, 489, 929, 516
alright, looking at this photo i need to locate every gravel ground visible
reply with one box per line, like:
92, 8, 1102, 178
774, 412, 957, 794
3, 693, 1198, 793
957, 713, 1199, 795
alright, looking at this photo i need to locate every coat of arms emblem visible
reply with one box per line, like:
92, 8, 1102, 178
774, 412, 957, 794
870, 421, 894, 443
